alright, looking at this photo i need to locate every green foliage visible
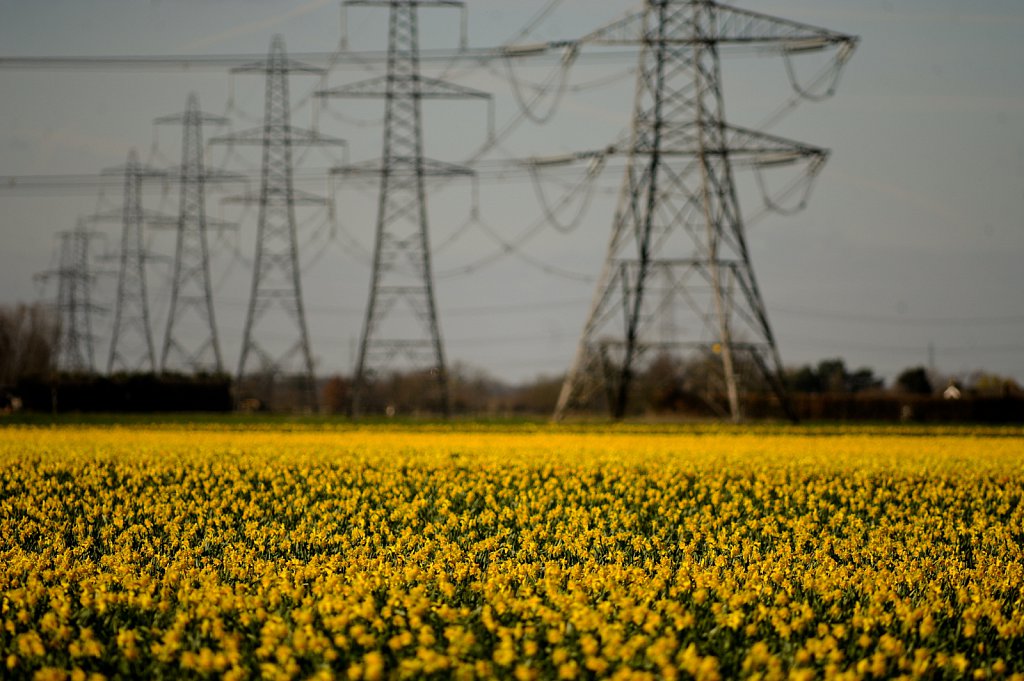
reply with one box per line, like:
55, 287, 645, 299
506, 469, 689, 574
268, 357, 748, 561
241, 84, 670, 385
896, 367, 933, 395
786, 358, 884, 394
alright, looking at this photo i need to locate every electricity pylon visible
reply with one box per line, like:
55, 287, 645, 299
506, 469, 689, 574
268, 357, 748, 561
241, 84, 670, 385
554, 0, 857, 422
99, 149, 167, 374
153, 93, 233, 375
37, 220, 103, 373
319, 0, 489, 417
211, 35, 345, 410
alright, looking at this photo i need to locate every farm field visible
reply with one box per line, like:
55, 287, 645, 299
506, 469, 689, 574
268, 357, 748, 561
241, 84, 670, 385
1, 423, 1022, 680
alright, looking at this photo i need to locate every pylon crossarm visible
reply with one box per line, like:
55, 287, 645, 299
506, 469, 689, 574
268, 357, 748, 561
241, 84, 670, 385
711, 2, 857, 49
155, 111, 229, 126
220, 190, 328, 206
91, 211, 177, 229
232, 61, 325, 75
231, 41, 325, 76
723, 124, 827, 159
345, 0, 462, 8
332, 158, 474, 177
608, 123, 829, 160
319, 75, 489, 100
572, 2, 856, 51
209, 126, 347, 147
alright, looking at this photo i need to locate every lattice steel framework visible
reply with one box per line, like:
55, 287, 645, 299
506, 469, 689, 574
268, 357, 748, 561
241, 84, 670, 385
40, 221, 102, 373
320, 0, 487, 417
211, 35, 345, 410
154, 93, 230, 374
554, 0, 856, 421
104, 149, 165, 373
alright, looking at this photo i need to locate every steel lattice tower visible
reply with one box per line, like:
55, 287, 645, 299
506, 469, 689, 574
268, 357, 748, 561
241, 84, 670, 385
554, 0, 856, 421
104, 149, 165, 374
39, 221, 102, 373
155, 93, 230, 374
211, 35, 345, 410
320, 0, 488, 417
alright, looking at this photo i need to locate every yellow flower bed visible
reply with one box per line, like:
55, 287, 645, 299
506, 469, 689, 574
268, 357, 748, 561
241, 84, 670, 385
1, 425, 1022, 680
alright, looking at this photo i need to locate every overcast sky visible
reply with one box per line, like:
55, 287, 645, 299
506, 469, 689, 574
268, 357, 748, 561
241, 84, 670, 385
1, 0, 1022, 387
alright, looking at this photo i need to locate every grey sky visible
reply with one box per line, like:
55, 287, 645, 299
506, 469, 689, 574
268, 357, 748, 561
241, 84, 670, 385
1, 0, 1022, 386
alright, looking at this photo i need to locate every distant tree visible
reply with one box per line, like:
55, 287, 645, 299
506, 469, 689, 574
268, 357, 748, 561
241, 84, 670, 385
788, 365, 821, 393
817, 358, 848, 393
380, 369, 446, 415
449, 363, 506, 414
507, 374, 564, 415
321, 375, 350, 414
896, 366, 933, 395
348, 363, 510, 416
847, 367, 885, 393
0, 303, 57, 387
786, 359, 882, 394
967, 371, 1023, 398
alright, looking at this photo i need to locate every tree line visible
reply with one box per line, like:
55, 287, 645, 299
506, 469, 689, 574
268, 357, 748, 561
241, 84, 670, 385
2, 302, 1020, 419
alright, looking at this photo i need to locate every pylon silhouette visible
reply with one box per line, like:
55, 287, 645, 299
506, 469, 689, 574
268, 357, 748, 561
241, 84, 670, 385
211, 35, 345, 410
554, 0, 856, 422
319, 0, 488, 416
100, 149, 167, 373
154, 93, 233, 374
37, 220, 103, 373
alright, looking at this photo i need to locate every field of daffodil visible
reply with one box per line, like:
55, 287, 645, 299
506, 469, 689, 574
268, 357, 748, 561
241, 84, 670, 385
1, 423, 1023, 680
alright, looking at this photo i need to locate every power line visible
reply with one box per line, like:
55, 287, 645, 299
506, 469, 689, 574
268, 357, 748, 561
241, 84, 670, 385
217, 296, 590, 317
5, 3, 891, 404
780, 336, 1024, 356
0, 47, 644, 72
446, 297, 591, 317
770, 305, 1024, 327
